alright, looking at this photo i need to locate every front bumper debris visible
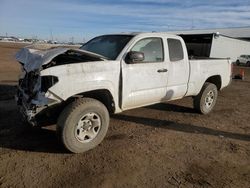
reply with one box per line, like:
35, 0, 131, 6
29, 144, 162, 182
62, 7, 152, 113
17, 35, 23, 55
16, 87, 44, 126
16, 98, 37, 126
16, 85, 61, 126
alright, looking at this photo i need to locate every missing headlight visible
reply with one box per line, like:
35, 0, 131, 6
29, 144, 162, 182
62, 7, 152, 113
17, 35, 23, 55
41, 76, 58, 92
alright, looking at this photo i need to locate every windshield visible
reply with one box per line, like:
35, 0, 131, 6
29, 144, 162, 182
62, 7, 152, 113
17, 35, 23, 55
80, 35, 133, 60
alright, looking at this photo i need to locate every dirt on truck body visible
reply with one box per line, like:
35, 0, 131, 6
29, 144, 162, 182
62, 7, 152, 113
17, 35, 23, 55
15, 33, 232, 153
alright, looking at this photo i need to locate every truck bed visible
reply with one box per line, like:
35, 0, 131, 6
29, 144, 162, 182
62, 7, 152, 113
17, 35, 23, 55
186, 58, 232, 96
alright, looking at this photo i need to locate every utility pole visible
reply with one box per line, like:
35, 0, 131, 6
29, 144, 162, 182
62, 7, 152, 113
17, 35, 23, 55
50, 28, 54, 41
70, 37, 74, 44
191, 19, 194, 29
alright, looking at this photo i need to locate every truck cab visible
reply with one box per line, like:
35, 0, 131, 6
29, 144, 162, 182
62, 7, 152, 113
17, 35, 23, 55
117, 33, 189, 110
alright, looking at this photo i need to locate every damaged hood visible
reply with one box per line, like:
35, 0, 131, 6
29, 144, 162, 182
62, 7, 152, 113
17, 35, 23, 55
16, 47, 107, 72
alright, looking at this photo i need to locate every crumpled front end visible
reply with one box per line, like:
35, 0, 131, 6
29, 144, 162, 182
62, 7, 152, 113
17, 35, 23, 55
15, 47, 67, 125
16, 68, 60, 125
15, 46, 105, 125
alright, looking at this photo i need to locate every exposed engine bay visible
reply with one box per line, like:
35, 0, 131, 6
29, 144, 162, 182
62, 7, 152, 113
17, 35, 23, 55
42, 50, 103, 69
15, 47, 106, 125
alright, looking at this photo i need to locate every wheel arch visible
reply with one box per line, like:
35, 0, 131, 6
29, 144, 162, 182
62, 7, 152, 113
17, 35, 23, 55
204, 75, 222, 90
65, 89, 116, 114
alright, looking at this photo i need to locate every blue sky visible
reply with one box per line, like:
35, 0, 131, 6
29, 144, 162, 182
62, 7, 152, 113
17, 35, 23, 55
0, 0, 250, 42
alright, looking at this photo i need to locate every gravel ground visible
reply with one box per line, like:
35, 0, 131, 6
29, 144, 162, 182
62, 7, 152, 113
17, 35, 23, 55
0, 42, 249, 188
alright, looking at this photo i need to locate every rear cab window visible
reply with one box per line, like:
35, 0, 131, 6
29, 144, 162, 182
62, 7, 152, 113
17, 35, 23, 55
167, 38, 184, 62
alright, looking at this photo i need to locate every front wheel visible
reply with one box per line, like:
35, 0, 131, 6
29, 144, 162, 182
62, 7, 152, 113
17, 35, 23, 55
193, 83, 218, 114
236, 60, 240, 66
246, 61, 250, 67
57, 98, 109, 153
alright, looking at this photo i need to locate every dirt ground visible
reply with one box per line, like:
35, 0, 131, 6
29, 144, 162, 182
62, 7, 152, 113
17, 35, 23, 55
0, 42, 249, 188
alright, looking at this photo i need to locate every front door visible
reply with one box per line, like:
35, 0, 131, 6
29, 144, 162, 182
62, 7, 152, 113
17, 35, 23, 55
121, 37, 170, 110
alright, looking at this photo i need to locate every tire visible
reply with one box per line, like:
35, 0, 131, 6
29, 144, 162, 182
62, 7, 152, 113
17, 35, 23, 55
246, 61, 250, 67
57, 98, 109, 153
193, 82, 218, 114
236, 60, 240, 66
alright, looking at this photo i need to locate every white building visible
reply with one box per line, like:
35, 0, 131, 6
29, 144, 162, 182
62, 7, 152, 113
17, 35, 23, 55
169, 27, 250, 62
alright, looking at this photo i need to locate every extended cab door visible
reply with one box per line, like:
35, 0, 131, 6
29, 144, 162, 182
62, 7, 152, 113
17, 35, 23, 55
165, 37, 189, 100
121, 36, 170, 110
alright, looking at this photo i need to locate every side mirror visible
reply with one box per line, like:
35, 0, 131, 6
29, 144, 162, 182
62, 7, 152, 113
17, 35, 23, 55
126, 51, 144, 64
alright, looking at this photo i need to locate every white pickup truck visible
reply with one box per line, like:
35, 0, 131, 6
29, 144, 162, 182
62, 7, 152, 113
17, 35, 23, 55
16, 33, 232, 153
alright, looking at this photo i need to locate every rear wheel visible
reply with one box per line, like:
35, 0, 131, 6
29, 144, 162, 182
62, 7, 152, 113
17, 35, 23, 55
57, 98, 109, 153
193, 83, 218, 114
236, 60, 240, 66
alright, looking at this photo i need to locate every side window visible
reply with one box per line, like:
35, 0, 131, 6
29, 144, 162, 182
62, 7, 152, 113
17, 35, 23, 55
131, 38, 164, 62
167, 38, 184, 61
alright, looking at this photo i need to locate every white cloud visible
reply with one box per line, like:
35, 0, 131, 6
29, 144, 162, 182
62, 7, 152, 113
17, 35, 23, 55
1, 0, 250, 41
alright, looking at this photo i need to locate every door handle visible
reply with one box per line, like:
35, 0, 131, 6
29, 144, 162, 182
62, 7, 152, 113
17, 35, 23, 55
157, 68, 168, 73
